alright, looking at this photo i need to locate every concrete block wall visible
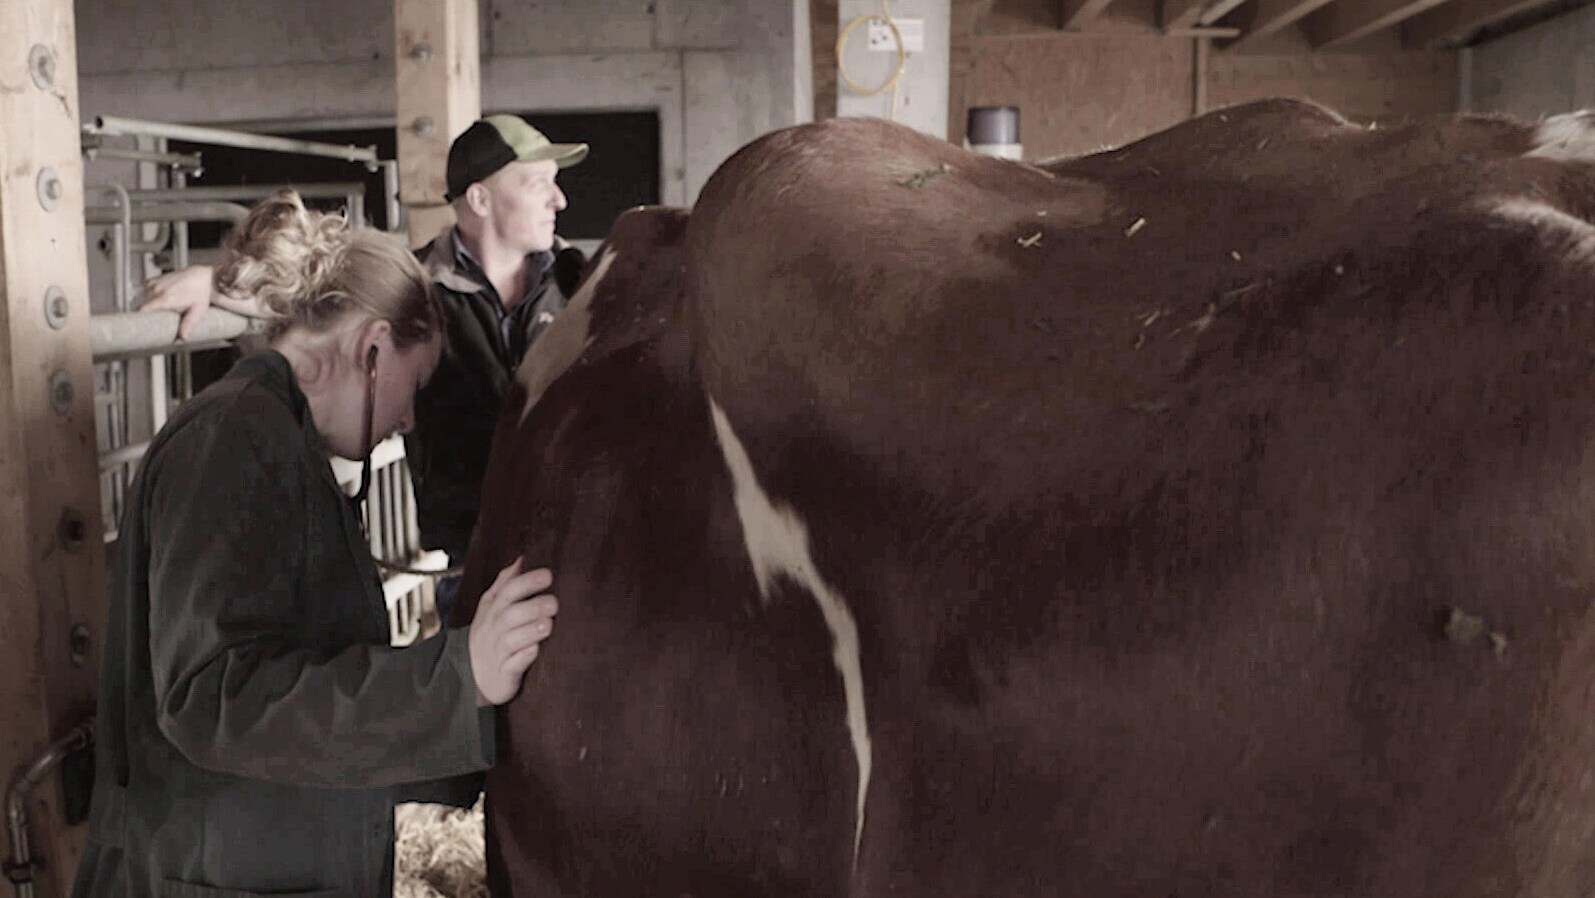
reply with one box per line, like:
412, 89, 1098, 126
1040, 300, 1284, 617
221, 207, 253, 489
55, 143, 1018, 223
76, 0, 811, 208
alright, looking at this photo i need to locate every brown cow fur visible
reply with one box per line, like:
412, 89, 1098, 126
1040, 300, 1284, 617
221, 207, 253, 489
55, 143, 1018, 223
459, 99, 1595, 897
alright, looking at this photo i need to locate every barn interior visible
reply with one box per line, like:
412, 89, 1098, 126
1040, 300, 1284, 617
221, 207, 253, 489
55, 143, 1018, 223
1, 0, 1591, 896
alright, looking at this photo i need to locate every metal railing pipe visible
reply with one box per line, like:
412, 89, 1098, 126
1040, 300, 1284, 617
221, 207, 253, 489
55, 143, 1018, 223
91, 308, 260, 361
89, 116, 378, 164
81, 142, 203, 170
84, 202, 250, 226
5, 723, 93, 898
118, 182, 368, 204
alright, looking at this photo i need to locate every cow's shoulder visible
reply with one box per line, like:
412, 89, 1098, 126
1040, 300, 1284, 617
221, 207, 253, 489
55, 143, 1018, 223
512, 205, 690, 424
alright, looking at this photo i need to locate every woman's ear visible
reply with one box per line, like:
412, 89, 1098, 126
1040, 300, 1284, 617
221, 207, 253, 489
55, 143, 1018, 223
356, 318, 394, 369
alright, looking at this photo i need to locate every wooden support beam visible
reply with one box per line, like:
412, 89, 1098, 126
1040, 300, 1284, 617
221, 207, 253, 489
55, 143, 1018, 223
1306, 0, 1453, 46
0, 0, 107, 895
1198, 0, 1256, 25
1402, 0, 1561, 46
394, 0, 481, 248
1062, 0, 1120, 28
1162, 0, 1209, 29
1224, 0, 1339, 46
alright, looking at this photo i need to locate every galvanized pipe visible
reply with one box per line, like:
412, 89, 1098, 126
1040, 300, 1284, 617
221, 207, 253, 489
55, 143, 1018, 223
91, 308, 259, 361
81, 143, 202, 170
379, 160, 402, 233
5, 723, 93, 898
90, 116, 378, 164
99, 440, 149, 472
126, 221, 170, 254
84, 202, 249, 226
97, 185, 134, 312
117, 182, 368, 204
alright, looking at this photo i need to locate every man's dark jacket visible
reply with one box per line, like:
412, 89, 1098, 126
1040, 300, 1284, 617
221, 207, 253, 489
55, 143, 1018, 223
406, 227, 584, 561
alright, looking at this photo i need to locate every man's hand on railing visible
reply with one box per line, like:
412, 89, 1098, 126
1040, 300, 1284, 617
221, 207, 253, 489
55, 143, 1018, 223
138, 265, 216, 341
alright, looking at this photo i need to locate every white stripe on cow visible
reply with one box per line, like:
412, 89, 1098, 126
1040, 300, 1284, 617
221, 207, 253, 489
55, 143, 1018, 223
708, 398, 873, 867
1528, 111, 1595, 163
1489, 198, 1595, 255
515, 248, 617, 424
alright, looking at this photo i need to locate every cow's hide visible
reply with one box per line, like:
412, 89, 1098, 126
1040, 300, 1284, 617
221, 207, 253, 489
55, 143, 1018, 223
457, 99, 1595, 897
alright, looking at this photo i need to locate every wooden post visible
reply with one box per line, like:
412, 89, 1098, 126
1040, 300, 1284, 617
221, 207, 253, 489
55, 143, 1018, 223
0, 1, 107, 896
394, 0, 481, 249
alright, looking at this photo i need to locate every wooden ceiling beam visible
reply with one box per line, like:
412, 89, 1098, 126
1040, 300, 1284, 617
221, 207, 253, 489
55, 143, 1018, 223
1402, 0, 1563, 46
1162, 0, 1209, 29
1222, 0, 1338, 46
1306, 0, 1454, 46
1061, 0, 1121, 29
1199, 0, 1259, 25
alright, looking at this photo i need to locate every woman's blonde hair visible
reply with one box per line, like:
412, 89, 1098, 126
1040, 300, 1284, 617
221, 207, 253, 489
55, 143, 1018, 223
214, 190, 441, 347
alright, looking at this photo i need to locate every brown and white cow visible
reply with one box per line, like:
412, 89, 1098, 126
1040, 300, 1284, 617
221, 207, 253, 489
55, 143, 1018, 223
456, 98, 1595, 897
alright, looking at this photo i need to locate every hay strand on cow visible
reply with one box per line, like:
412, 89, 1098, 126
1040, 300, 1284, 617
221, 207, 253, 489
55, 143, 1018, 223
897, 163, 951, 189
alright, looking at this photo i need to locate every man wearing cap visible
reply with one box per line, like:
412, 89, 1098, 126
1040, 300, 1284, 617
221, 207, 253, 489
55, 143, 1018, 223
409, 115, 588, 620
138, 114, 589, 621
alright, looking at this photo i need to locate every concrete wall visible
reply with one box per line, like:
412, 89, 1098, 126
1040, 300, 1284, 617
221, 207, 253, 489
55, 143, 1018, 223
814, 0, 1458, 163
76, 0, 811, 207
834, 0, 952, 139
1465, 3, 1595, 116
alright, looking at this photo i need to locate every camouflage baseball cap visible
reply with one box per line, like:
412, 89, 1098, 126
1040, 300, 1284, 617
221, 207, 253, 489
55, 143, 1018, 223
445, 114, 588, 201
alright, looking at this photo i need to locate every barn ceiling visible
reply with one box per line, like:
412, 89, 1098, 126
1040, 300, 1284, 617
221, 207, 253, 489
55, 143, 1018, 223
975, 0, 1594, 49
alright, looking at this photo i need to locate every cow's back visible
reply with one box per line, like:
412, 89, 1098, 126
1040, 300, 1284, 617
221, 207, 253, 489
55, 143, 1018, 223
469, 103, 1595, 897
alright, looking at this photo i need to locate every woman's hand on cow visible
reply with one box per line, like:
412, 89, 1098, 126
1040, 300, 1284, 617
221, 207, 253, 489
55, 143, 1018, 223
138, 265, 216, 340
469, 556, 559, 707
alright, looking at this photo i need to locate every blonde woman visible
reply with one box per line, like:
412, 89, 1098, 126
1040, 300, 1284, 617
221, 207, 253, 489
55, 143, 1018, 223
72, 191, 557, 898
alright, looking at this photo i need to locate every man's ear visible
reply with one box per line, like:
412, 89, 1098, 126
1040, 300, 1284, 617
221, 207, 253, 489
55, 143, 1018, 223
464, 181, 491, 217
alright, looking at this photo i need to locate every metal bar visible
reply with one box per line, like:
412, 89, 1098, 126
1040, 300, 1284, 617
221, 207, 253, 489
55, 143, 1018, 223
81, 142, 203, 170
89, 115, 379, 164
98, 440, 149, 472
90, 308, 260, 361
214, 114, 397, 133
127, 221, 170, 254
379, 160, 402, 234
98, 185, 134, 312
118, 182, 369, 204
84, 201, 250, 225
5, 723, 93, 898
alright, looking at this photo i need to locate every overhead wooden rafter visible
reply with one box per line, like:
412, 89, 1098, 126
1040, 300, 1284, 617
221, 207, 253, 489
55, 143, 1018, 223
1062, 0, 1122, 29
1402, 0, 1564, 45
1222, 0, 1339, 46
1161, 0, 1210, 28
1198, 0, 1258, 25
1305, 0, 1455, 45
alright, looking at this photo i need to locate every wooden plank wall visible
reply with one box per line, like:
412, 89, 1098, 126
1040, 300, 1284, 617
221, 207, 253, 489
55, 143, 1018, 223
815, 0, 1458, 161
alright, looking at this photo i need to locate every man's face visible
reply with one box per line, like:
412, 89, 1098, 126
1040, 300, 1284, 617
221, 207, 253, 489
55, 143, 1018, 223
480, 158, 566, 254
